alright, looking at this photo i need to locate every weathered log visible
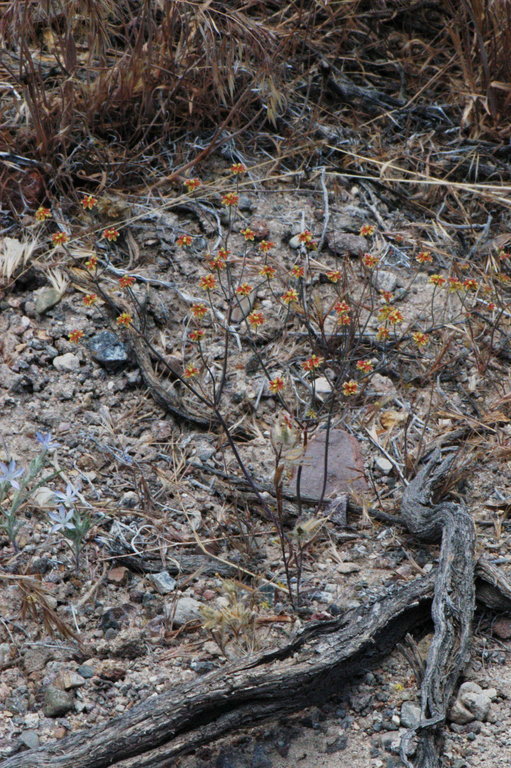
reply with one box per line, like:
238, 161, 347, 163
399, 451, 476, 767
3, 557, 511, 768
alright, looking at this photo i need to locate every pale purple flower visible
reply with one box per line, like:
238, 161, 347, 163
36, 432, 60, 451
53, 482, 81, 507
0, 459, 25, 490
48, 505, 76, 533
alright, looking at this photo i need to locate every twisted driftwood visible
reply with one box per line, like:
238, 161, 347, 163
4, 452, 511, 768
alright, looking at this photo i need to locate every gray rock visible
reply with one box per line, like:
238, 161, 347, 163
166, 597, 202, 626
22, 648, 52, 675
372, 269, 397, 293
327, 231, 367, 256
374, 457, 393, 475
449, 699, 475, 725
148, 571, 177, 595
42, 685, 75, 717
0, 644, 10, 666
325, 735, 348, 753
251, 744, 272, 768
53, 353, 80, 372
400, 702, 421, 729
87, 331, 130, 372
77, 665, 95, 679
34, 287, 62, 314
19, 731, 40, 750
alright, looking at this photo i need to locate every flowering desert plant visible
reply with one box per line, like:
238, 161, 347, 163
0, 433, 60, 550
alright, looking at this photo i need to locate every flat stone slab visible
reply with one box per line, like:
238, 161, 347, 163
284, 428, 367, 503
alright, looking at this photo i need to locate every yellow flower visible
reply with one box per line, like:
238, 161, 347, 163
51, 232, 69, 246
282, 289, 299, 305
184, 364, 199, 378
199, 274, 217, 291
247, 311, 265, 328
68, 330, 84, 343
116, 312, 132, 327
269, 377, 285, 393
35, 206, 52, 221
102, 228, 120, 241
81, 195, 97, 210
342, 380, 359, 396
302, 354, 324, 372
83, 293, 98, 306
359, 224, 375, 236
222, 192, 239, 207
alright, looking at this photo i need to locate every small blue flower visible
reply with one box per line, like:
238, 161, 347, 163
36, 432, 60, 451
53, 482, 81, 507
0, 459, 25, 490
48, 505, 76, 533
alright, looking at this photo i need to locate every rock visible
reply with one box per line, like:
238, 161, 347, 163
251, 744, 272, 768
23, 647, 52, 675
87, 331, 130, 373
76, 665, 95, 679
148, 571, 177, 595
449, 699, 475, 725
367, 373, 397, 395
42, 685, 75, 717
0, 643, 11, 666
238, 196, 254, 212
55, 670, 86, 690
119, 491, 139, 509
492, 617, 511, 639
97, 660, 126, 681
284, 428, 368, 502
400, 702, 421, 729
107, 566, 129, 585
166, 597, 202, 626
325, 735, 348, 753
327, 231, 367, 256
249, 219, 270, 240
53, 353, 80, 372
34, 287, 62, 314
99, 605, 133, 632
336, 562, 360, 574
0, 363, 23, 392
460, 692, 491, 722
19, 731, 40, 750
372, 270, 397, 293
374, 457, 393, 475
312, 376, 332, 397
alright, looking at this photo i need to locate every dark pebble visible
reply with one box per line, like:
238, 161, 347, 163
77, 665, 95, 679
325, 735, 348, 753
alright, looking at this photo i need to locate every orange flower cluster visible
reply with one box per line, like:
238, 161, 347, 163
222, 192, 239, 207
191, 303, 208, 319
359, 224, 375, 236
81, 195, 97, 210
259, 265, 276, 279
184, 364, 199, 378
282, 288, 298, 305
35, 206, 52, 221
416, 251, 432, 263
298, 230, 314, 244
291, 265, 304, 278
326, 270, 341, 283
119, 275, 136, 289
189, 329, 205, 342
247, 311, 265, 328
412, 332, 429, 347
177, 235, 193, 247
68, 330, 84, 343
241, 228, 255, 241
235, 283, 253, 296
302, 354, 323, 372
85, 255, 98, 270
116, 312, 132, 327
199, 274, 217, 291
429, 274, 446, 287
269, 377, 285, 393
259, 240, 275, 253
376, 326, 390, 341
342, 380, 359, 396
83, 293, 98, 306
103, 228, 120, 241
51, 232, 69, 246
230, 163, 247, 174
362, 253, 379, 269
184, 178, 201, 192
356, 360, 373, 373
